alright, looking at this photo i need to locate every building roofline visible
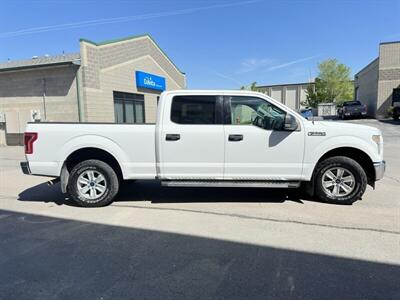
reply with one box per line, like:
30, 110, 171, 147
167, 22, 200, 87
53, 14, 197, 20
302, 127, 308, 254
380, 40, 400, 45
354, 57, 379, 77
256, 81, 314, 88
0, 60, 79, 73
79, 34, 150, 46
79, 34, 185, 75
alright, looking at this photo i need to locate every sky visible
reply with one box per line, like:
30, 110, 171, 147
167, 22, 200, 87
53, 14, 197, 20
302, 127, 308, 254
0, 0, 399, 89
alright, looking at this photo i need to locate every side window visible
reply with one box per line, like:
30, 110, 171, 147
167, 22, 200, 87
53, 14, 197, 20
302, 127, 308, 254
171, 96, 217, 124
229, 96, 286, 130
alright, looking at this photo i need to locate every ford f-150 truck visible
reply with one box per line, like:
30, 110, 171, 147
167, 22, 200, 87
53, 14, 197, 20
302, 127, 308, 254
21, 90, 385, 207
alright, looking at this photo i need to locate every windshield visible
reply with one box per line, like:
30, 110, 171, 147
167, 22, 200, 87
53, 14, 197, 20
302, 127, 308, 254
344, 101, 362, 106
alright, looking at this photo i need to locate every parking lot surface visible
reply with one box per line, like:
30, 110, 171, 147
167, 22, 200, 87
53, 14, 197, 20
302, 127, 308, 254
0, 119, 399, 299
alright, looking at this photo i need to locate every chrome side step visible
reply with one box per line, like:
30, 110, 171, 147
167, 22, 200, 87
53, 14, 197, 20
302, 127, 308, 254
161, 180, 301, 188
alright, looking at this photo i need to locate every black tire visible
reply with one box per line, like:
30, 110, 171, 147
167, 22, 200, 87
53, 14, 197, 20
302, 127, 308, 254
67, 159, 119, 207
314, 156, 367, 205
394, 115, 399, 120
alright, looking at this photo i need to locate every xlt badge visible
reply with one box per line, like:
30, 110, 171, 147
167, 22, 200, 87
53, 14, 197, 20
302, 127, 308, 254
308, 131, 326, 136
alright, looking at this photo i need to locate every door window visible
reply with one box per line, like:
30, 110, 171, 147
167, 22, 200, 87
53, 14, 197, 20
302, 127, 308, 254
171, 96, 219, 124
113, 91, 145, 124
229, 96, 286, 130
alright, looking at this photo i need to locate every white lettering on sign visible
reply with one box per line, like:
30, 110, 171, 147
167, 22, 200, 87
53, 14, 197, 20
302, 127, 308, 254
144, 77, 157, 87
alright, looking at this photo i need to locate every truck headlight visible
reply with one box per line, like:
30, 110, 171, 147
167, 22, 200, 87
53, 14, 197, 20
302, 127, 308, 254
372, 135, 381, 144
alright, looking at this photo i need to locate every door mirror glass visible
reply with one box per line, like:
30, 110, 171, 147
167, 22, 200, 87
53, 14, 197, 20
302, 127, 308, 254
284, 114, 298, 131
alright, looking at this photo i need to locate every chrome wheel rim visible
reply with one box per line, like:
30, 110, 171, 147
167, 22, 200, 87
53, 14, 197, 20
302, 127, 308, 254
77, 170, 107, 200
322, 167, 355, 197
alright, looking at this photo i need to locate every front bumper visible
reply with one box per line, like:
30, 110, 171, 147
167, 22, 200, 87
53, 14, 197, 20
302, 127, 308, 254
374, 161, 385, 181
345, 112, 367, 116
20, 161, 31, 175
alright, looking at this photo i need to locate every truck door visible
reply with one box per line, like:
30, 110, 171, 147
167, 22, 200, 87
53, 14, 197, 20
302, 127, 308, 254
223, 95, 304, 180
159, 94, 225, 179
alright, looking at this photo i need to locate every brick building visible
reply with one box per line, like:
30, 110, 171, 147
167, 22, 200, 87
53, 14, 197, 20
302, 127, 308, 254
0, 34, 186, 145
355, 41, 400, 118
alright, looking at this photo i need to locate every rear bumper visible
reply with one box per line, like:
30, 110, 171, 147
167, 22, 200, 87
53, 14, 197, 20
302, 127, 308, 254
20, 161, 31, 175
374, 161, 385, 181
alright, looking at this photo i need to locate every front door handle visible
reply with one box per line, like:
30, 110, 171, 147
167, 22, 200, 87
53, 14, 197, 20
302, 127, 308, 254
166, 134, 180, 141
228, 134, 243, 142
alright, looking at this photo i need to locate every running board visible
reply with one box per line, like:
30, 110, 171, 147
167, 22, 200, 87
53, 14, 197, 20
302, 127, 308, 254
161, 180, 301, 188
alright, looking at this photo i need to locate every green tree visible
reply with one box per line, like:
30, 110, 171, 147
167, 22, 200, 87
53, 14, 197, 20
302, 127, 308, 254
240, 81, 259, 91
303, 59, 353, 108
303, 81, 319, 108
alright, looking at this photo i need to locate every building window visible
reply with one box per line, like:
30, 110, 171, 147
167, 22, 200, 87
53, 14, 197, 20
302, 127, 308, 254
113, 91, 145, 123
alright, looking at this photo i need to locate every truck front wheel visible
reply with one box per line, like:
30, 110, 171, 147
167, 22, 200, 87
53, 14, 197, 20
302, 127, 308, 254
67, 159, 119, 207
314, 156, 367, 205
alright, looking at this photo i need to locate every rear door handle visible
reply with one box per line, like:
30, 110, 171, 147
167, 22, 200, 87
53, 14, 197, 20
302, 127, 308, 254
166, 134, 180, 141
228, 134, 243, 141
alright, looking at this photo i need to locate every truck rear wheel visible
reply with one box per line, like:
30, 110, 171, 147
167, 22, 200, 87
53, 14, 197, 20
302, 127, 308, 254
314, 156, 367, 205
67, 159, 119, 207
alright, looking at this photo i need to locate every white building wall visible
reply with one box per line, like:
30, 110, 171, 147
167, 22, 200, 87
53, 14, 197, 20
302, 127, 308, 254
271, 88, 283, 103
285, 87, 297, 109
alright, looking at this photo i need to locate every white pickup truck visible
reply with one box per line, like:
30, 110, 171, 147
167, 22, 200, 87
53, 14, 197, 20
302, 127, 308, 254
21, 90, 385, 207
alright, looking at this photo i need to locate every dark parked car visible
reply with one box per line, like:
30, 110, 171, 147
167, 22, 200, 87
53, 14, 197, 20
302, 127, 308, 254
392, 88, 400, 120
393, 106, 400, 120
337, 101, 367, 119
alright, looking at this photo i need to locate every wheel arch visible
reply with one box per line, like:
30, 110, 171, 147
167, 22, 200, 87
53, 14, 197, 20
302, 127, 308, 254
315, 147, 375, 186
60, 147, 124, 193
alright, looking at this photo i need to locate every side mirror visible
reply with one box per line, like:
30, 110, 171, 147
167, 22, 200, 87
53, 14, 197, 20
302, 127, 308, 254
284, 114, 298, 131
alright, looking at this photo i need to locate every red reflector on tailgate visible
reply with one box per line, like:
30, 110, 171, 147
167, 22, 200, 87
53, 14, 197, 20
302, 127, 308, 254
24, 132, 38, 154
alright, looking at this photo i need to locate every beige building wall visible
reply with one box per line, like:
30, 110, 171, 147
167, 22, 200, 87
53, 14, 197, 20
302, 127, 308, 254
354, 58, 379, 116
80, 35, 186, 123
377, 42, 400, 117
0, 65, 79, 145
0, 65, 79, 122
285, 86, 297, 109
257, 83, 310, 110
270, 87, 283, 103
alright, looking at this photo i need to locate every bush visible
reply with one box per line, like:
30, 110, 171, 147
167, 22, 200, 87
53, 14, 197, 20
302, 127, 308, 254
387, 106, 394, 117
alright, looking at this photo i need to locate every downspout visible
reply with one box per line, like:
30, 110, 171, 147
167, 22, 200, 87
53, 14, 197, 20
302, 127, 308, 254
72, 59, 83, 122
42, 78, 47, 120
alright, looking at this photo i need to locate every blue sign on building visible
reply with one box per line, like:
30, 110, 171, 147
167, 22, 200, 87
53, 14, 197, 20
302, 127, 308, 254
135, 71, 166, 91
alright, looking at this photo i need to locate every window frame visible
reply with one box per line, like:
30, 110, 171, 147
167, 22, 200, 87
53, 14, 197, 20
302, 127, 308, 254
170, 95, 224, 125
223, 95, 288, 131
113, 91, 146, 124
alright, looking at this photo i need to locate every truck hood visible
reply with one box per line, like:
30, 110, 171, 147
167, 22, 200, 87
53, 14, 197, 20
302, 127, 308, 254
309, 121, 381, 135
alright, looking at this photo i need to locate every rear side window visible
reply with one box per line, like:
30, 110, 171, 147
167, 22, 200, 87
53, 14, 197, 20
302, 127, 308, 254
171, 96, 217, 124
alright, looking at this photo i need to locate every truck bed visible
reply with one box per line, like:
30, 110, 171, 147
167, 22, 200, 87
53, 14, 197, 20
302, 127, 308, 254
25, 122, 157, 179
